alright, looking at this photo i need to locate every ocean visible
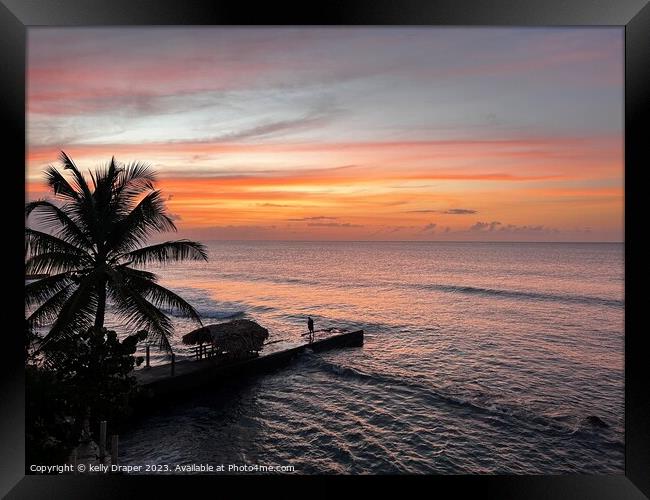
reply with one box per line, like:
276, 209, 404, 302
115, 241, 624, 474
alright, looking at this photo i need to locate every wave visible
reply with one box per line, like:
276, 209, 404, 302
164, 308, 245, 320
178, 273, 622, 309
303, 355, 617, 440
164, 304, 276, 320
419, 283, 623, 308
218, 272, 319, 287
161, 286, 278, 321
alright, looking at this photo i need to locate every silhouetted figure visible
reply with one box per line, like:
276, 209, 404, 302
307, 317, 314, 343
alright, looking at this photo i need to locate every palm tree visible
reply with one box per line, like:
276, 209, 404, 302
25, 152, 208, 356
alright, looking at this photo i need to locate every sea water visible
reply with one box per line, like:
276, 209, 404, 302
113, 241, 623, 473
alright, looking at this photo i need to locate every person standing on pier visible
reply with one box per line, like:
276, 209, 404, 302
307, 317, 314, 343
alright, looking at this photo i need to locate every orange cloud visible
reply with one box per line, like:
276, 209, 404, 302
25, 133, 622, 241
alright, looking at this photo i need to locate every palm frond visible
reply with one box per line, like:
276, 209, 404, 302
25, 252, 90, 275
107, 190, 177, 254
113, 161, 157, 212
120, 161, 157, 186
119, 266, 202, 324
44, 166, 79, 202
106, 268, 173, 351
25, 200, 94, 252
119, 240, 208, 266
114, 264, 158, 282
25, 272, 74, 309
58, 151, 101, 246
90, 157, 118, 199
25, 228, 91, 262
90, 157, 123, 244
58, 151, 93, 201
26, 283, 75, 328
39, 274, 99, 350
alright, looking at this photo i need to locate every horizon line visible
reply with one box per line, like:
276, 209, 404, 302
186, 239, 624, 244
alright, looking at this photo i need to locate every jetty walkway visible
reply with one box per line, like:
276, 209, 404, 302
134, 329, 364, 402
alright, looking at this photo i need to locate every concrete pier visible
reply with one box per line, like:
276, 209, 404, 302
134, 329, 364, 404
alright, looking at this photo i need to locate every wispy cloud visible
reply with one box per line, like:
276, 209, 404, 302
287, 216, 339, 222
444, 208, 477, 215
192, 107, 342, 144
307, 222, 363, 228
466, 221, 560, 234
469, 221, 502, 231
407, 208, 477, 214
498, 224, 559, 234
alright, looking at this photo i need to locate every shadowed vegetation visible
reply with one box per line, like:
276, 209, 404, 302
25, 152, 208, 359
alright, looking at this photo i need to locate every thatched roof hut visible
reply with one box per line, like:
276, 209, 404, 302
181, 327, 213, 345
182, 319, 269, 354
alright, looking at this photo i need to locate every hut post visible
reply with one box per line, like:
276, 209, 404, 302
145, 345, 150, 368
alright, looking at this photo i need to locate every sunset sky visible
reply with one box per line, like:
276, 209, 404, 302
27, 28, 623, 241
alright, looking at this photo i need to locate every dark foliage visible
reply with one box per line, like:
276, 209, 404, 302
26, 327, 147, 468
25, 152, 208, 356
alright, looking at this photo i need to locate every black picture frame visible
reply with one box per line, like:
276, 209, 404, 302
2, 0, 648, 497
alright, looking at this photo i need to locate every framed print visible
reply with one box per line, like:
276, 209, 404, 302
2, 0, 648, 498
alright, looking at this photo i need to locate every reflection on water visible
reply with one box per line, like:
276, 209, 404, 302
114, 241, 623, 473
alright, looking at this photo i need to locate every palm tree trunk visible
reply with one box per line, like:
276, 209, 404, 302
95, 280, 106, 328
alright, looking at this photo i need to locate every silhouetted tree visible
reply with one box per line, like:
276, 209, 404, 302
25, 152, 207, 359
25, 327, 147, 468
